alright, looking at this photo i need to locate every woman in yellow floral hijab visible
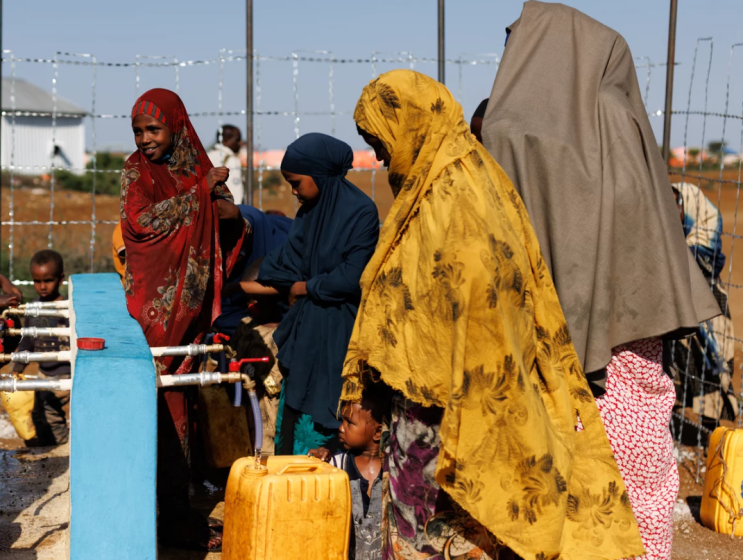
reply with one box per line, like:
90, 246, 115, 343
342, 69, 645, 560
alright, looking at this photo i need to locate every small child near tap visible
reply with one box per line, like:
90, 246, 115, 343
309, 385, 385, 560
13, 250, 70, 446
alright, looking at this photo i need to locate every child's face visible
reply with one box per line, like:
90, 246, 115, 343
281, 171, 320, 205
132, 113, 173, 162
31, 264, 63, 300
338, 404, 380, 451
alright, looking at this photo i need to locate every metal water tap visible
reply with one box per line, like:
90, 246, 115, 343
228, 357, 270, 391
214, 333, 236, 360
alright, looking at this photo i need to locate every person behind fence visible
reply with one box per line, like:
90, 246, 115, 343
121, 88, 247, 553
208, 124, 245, 204
13, 250, 70, 447
344, 68, 643, 560
481, 3, 721, 559
231, 133, 379, 456
671, 182, 738, 423
231, 257, 284, 456
308, 385, 385, 560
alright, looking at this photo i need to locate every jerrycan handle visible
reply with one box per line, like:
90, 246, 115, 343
277, 462, 321, 475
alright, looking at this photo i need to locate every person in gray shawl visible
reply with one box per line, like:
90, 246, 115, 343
482, 3, 720, 560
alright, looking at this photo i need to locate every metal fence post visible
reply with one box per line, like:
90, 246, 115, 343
662, 0, 679, 165
438, 0, 445, 84
1, 0, 4, 271
246, 0, 254, 205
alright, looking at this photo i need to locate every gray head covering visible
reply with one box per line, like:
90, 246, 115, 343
482, 1, 719, 374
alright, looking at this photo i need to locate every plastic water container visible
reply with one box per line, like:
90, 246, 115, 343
1, 382, 36, 440
223, 455, 352, 559
700, 426, 743, 536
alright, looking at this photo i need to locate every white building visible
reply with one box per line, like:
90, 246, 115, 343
1, 78, 86, 174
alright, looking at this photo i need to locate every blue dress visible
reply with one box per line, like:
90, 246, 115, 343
259, 133, 379, 438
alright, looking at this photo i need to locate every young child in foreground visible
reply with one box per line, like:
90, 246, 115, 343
232, 258, 284, 455
13, 250, 70, 446
309, 388, 384, 560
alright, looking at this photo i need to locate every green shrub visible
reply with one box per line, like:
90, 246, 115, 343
56, 152, 126, 196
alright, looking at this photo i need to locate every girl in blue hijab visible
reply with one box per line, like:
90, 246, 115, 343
237, 132, 379, 454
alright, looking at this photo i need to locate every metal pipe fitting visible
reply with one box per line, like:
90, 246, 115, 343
150, 344, 225, 357
0, 377, 72, 392
3, 308, 69, 319
156, 371, 243, 387
6, 327, 71, 338
0, 371, 249, 393
21, 301, 70, 310
4, 350, 72, 364
25, 308, 70, 319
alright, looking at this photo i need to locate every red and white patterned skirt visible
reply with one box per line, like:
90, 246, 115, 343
595, 337, 678, 560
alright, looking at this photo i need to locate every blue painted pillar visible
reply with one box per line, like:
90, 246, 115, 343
69, 273, 157, 560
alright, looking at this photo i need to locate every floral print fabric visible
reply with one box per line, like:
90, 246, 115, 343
121, 88, 245, 439
341, 70, 644, 559
383, 394, 499, 560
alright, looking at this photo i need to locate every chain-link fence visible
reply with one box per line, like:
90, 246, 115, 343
1, 39, 742, 478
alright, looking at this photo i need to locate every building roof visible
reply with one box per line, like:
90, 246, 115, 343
2, 78, 86, 116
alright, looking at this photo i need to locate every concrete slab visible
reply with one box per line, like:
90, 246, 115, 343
69, 274, 157, 560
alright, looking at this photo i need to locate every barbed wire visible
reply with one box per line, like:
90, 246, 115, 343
1, 53, 506, 67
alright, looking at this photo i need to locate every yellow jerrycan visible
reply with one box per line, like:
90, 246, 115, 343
223, 455, 352, 560
700, 426, 743, 536
1, 380, 37, 441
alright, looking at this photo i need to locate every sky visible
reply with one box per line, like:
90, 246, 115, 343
4, 0, 743, 153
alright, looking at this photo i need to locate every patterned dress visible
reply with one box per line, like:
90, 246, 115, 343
383, 394, 500, 560
595, 338, 678, 560
121, 89, 245, 511
121, 89, 245, 443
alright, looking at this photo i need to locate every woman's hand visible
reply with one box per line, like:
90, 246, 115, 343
207, 166, 230, 191
216, 199, 241, 221
289, 281, 307, 307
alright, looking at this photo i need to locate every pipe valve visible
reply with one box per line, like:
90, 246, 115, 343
228, 357, 270, 373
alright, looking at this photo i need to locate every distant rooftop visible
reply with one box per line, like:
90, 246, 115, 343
1, 78, 86, 116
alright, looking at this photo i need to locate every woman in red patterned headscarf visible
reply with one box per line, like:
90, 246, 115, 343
121, 89, 246, 551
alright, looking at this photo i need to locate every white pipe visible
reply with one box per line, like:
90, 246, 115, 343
157, 371, 243, 387
150, 344, 225, 357
21, 301, 70, 310
3, 350, 72, 364
6, 327, 71, 337
0, 377, 72, 392
0, 371, 248, 392
26, 308, 70, 318
3, 308, 69, 319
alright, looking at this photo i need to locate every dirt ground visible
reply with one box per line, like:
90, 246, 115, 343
671, 447, 743, 560
0, 441, 69, 559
